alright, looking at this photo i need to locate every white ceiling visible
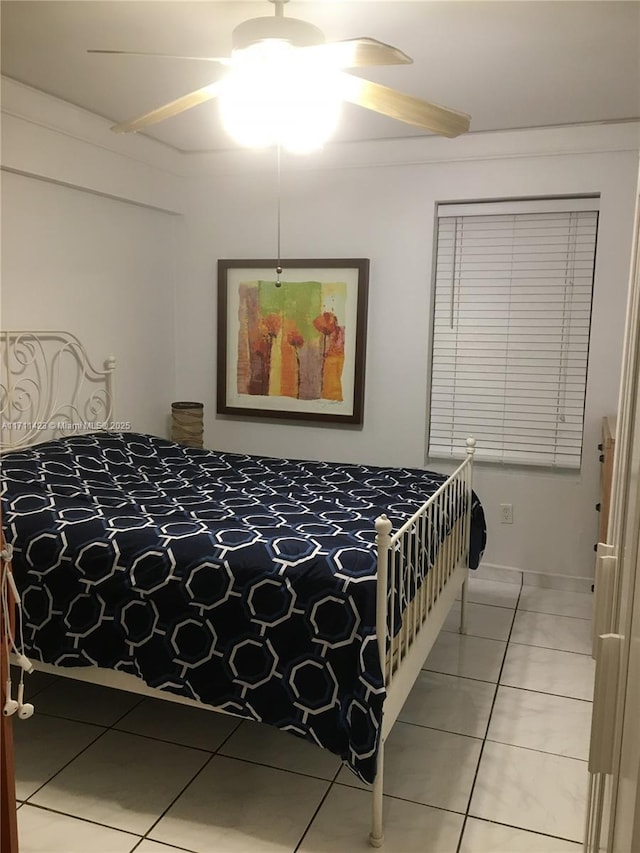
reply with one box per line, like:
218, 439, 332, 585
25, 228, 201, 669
2, 0, 639, 153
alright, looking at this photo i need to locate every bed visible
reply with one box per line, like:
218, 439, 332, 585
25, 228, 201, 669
0, 330, 485, 847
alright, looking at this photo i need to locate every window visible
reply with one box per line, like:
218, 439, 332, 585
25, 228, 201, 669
428, 198, 598, 468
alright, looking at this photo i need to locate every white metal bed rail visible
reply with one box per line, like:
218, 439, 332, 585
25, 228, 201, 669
369, 437, 476, 847
374, 438, 475, 689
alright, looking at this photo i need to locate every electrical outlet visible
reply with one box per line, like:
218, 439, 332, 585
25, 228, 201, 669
500, 503, 513, 524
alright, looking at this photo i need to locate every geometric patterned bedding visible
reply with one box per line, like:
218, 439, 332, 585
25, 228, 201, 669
1, 432, 486, 782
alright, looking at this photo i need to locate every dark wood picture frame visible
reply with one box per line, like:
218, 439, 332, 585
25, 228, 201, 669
217, 259, 369, 424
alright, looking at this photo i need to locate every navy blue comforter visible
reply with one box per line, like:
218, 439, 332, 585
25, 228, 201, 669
1, 432, 485, 781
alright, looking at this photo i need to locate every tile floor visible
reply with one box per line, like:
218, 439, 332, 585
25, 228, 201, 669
12, 576, 595, 852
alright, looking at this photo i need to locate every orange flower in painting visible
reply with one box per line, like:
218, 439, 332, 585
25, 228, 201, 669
313, 312, 338, 337
260, 313, 281, 340
313, 311, 344, 401
287, 331, 304, 349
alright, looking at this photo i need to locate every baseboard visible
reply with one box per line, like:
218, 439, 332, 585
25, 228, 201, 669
475, 563, 522, 585
477, 562, 593, 594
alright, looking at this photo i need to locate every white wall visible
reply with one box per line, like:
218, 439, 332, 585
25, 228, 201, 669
177, 125, 640, 583
1, 172, 181, 434
1, 78, 185, 436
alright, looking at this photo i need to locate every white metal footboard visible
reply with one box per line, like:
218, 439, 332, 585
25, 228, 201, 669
369, 437, 477, 847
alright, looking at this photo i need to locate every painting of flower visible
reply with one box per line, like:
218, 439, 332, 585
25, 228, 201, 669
218, 260, 369, 424
237, 280, 346, 403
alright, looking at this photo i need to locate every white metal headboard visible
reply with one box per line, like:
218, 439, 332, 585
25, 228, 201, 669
0, 331, 115, 452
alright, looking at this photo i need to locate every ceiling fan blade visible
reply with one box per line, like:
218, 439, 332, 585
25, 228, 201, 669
111, 81, 224, 133
88, 49, 230, 64
305, 38, 412, 68
341, 73, 470, 137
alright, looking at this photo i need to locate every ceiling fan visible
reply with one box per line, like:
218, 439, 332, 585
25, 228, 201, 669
89, 0, 471, 148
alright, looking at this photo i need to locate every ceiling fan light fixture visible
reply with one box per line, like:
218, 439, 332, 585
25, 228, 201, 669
231, 14, 325, 51
97, 0, 471, 143
219, 40, 342, 153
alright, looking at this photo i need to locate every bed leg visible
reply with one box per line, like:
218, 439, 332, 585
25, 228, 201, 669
460, 573, 468, 635
369, 741, 384, 847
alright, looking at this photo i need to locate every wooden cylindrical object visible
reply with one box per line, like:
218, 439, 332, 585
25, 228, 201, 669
171, 401, 204, 449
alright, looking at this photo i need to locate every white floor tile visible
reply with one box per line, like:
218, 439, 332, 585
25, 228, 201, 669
33, 678, 142, 726
460, 817, 582, 852
469, 742, 588, 842
518, 587, 593, 620
299, 785, 464, 852
487, 686, 592, 760
510, 610, 593, 654
424, 631, 507, 683
220, 719, 342, 780
150, 755, 329, 853
30, 730, 209, 835
136, 842, 191, 853
457, 577, 521, 610
14, 713, 104, 800
443, 600, 514, 641
17, 804, 139, 853
336, 721, 482, 813
501, 644, 595, 700
398, 671, 496, 738
115, 696, 242, 752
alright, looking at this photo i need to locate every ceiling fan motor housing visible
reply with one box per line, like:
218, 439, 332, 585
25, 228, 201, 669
231, 16, 325, 51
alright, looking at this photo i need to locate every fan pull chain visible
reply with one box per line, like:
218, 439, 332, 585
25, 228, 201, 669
275, 143, 283, 287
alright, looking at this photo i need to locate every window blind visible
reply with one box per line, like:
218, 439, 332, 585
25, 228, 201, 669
428, 199, 598, 468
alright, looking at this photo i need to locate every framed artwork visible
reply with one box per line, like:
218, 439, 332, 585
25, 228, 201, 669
217, 259, 369, 424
